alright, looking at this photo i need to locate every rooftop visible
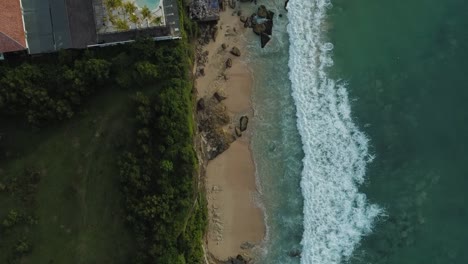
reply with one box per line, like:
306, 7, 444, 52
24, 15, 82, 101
0, 0, 27, 53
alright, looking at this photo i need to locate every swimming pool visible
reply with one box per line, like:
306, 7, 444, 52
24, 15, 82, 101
135, 0, 160, 10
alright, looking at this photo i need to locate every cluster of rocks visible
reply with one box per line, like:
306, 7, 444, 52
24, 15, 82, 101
222, 254, 250, 264
240, 5, 274, 48
196, 96, 249, 159
197, 95, 234, 160
195, 46, 209, 77
199, 24, 219, 45
189, 0, 220, 21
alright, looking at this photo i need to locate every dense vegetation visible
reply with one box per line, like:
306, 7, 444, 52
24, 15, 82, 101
0, 54, 110, 126
0, 0, 205, 263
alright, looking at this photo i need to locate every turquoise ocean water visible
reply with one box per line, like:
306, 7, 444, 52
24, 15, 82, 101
248, 0, 468, 263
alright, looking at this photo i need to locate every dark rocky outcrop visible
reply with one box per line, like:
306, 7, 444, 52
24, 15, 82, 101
214, 89, 227, 102
253, 23, 266, 35
222, 254, 248, 264
240, 116, 249, 131
288, 249, 301, 258
231, 47, 241, 56
249, 5, 274, 48
267, 10, 275, 20
240, 16, 247, 23
257, 5, 268, 18
235, 126, 242, 137
197, 97, 234, 159
260, 33, 271, 48
226, 58, 232, 68
264, 20, 273, 35
244, 17, 252, 28
222, 43, 227, 50
229, 0, 236, 9
197, 98, 205, 111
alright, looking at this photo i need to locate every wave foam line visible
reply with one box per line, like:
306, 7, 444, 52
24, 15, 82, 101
287, 0, 382, 263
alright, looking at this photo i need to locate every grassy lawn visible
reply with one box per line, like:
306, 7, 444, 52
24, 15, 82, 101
0, 88, 136, 263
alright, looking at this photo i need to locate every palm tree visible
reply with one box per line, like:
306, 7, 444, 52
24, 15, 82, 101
115, 18, 130, 31
141, 6, 152, 28
152, 16, 162, 26
123, 2, 137, 18
105, 0, 122, 10
130, 13, 140, 29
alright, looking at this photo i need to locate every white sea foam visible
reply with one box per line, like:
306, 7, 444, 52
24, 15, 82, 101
287, 0, 382, 263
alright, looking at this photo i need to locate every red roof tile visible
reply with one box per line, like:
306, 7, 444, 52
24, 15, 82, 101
0, 0, 27, 53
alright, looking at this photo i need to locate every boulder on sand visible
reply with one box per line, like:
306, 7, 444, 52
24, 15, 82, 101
235, 126, 242, 137
197, 98, 205, 111
240, 16, 247, 23
226, 58, 232, 68
214, 89, 227, 102
240, 116, 249, 131
230, 47, 241, 56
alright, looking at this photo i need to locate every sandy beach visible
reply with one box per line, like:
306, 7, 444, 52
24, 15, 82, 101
195, 4, 265, 262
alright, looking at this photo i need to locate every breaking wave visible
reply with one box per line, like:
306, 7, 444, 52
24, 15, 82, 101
287, 0, 382, 263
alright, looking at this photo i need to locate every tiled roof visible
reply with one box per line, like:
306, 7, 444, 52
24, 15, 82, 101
0, 0, 27, 53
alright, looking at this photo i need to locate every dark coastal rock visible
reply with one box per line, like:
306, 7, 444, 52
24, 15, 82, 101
235, 126, 242, 137
197, 98, 205, 111
226, 58, 232, 68
264, 20, 273, 35
253, 23, 266, 35
214, 90, 227, 102
237, 10, 242, 16
240, 116, 249, 131
240, 16, 247, 23
222, 43, 227, 50
204, 127, 235, 160
257, 5, 268, 18
198, 99, 234, 159
244, 17, 252, 28
260, 33, 271, 48
250, 13, 257, 24
230, 259, 244, 264
288, 249, 301, 258
231, 47, 241, 56
267, 10, 275, 20
229, 0, 236, 9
